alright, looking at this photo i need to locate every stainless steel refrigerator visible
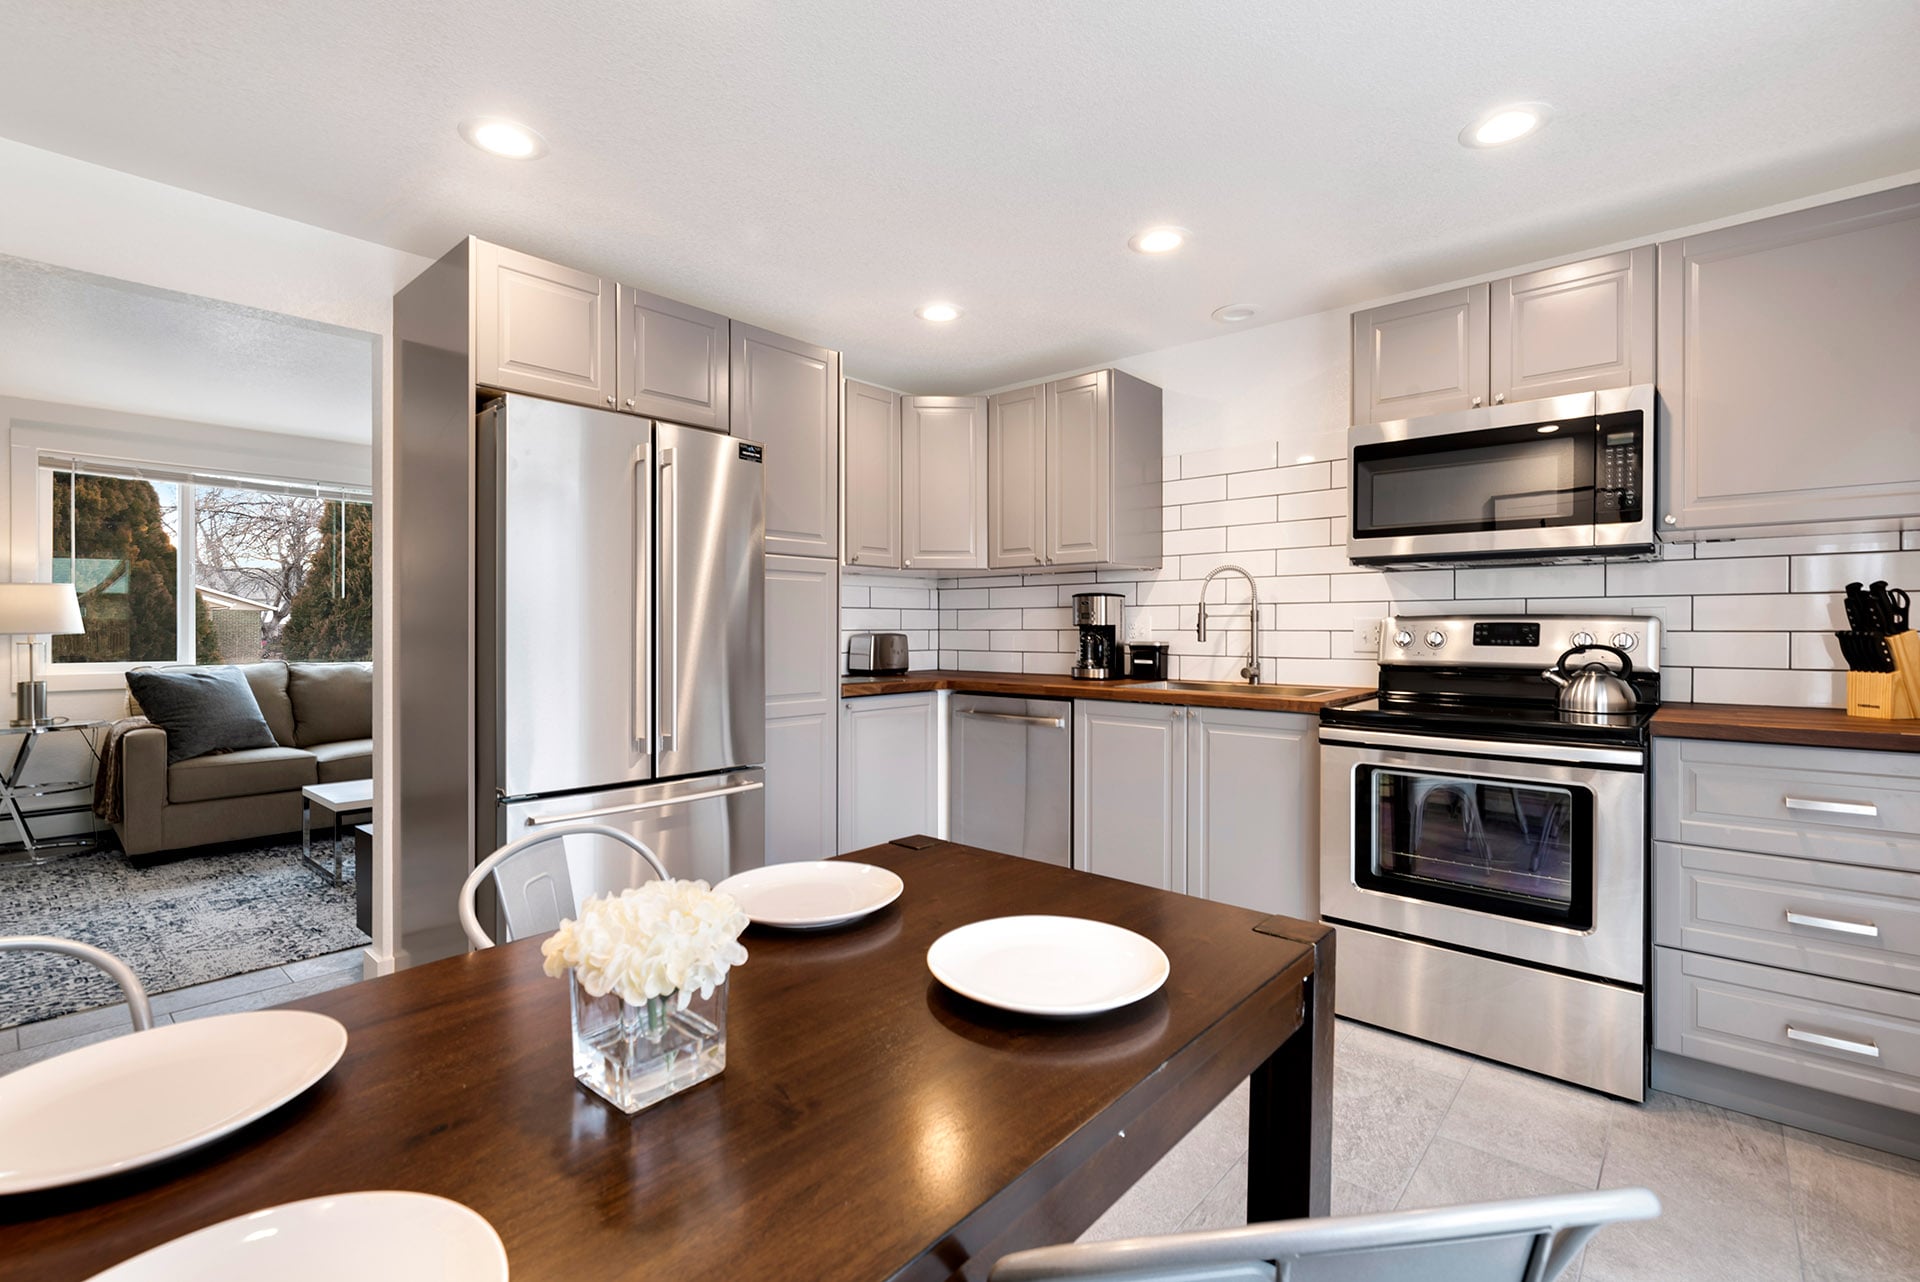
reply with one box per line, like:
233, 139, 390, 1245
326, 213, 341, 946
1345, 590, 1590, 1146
477, 394, 766, 886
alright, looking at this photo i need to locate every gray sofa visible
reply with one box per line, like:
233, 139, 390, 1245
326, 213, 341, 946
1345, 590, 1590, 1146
114, 661, 371, 858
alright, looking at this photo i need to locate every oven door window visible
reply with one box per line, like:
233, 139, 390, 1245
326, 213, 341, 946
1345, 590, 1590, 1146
1356, 765, 1594, 929
1352, 418, 1597, 539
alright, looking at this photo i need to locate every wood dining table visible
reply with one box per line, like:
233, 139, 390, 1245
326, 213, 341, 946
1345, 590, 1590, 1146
2, 839, 1333, 1281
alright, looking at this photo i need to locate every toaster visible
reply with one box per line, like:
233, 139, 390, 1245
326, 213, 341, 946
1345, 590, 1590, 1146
847, 631, 909, 676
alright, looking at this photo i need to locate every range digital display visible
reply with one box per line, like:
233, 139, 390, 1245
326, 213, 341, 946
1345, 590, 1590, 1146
1472, 622, 1540, 647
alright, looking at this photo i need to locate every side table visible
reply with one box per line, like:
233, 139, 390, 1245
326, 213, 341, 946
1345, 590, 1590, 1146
0, 717, 108, 869
302, 779, 374, 885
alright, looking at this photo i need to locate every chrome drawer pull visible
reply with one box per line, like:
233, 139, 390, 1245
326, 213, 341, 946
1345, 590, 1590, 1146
956, 710, 1066, 729
1783, 797, 1879, 818
1785, 1026, 1880, 1059
1784, 911, 1881, 938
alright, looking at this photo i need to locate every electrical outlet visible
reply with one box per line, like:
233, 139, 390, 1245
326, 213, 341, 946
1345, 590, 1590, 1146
1351, 619, 1382, 655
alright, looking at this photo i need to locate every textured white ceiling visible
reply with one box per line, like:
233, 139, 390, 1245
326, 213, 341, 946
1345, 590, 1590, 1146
1, 0, 1917, 390
0, 257, 375, 441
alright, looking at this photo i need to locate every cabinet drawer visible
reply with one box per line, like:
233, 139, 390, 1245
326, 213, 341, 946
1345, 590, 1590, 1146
1654, 738, 1920, 870
1655, 842, 1920, 994
1654, 947, 1920, 1114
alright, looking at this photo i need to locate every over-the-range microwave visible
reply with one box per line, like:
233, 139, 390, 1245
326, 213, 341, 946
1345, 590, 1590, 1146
1346, 385, 1655, 566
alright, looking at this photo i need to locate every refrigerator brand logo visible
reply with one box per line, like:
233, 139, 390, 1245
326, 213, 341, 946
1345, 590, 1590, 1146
738, 443, 764, 463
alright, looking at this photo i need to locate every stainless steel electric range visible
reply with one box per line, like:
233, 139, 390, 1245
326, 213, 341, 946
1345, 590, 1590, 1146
1319, 612, 1662, 1100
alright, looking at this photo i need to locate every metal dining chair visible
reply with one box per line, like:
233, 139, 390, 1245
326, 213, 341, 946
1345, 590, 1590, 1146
458, 823, 669, 949
0, 936, 154, 1031
989, 1187, 1660, 1282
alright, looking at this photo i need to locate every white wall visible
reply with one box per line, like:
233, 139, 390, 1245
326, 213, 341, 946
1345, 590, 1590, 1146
0, 139, 432, 972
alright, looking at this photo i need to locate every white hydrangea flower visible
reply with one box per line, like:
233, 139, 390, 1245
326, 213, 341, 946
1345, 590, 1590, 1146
542, 879, 749, 1009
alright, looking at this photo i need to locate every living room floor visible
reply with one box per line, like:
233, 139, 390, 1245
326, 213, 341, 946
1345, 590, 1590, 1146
0, 946, 364, 1075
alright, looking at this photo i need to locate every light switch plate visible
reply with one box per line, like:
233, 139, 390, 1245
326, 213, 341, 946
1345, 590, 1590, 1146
1351, 619, 1382, 655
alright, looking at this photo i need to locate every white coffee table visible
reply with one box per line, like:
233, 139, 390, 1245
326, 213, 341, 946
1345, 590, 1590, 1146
302, 779, 373, 886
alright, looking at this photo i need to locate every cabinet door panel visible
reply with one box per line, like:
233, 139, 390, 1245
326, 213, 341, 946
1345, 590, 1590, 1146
1659, 184, 1920, 532
1491, 246, 1653, 404
732, 324, 840, 558
1352, 285, 1490, 424
617, 285, 728, 429
1046, 371, 1111, 565
844, 380, 902, 568
473, 240, 616, 407
989, 383, 1047, 569
902, 396, 988, 570
1073, 701, 1185, 891
1187, 708, 1316, 916
839, 693, 938, 852
765, 555, 837, 863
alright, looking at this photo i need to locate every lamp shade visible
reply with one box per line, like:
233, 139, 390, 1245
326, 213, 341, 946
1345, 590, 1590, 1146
0, 583, 85, 635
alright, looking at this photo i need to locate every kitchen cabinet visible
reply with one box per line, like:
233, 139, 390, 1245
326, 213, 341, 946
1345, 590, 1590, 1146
839, 692, 939, 852
1491, 246, 1654, 405
732, 323, 841, 559
1074, 701, 1187, 892
617, 284, 728, 429
1657, 183, 1920, 533
765, 556, 838, 863
1186, 706, 1318, 917
844, 380, 902, 569
472, 240, 618, 409
1043, 369, 1163, 569
902, 395, 989, 570
1351, 285, 1489, 424
988, 382, 1048, 569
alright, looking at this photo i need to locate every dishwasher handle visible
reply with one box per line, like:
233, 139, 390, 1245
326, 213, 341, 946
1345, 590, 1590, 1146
956, 708, 1066, 729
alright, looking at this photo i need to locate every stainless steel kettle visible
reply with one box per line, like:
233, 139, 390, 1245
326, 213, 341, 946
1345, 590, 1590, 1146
1542, 644, 1638, 715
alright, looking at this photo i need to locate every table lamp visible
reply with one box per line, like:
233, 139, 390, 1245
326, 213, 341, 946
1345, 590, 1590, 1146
0, 583, 85, 726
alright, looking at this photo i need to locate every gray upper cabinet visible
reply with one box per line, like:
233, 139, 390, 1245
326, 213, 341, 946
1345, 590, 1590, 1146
902, 395, 989, 571
1658, 183, 1920, 533
1186, 707, 1318, 917
1491, 246, 1654, 405
616, 285, 728, 429
472, 240, 617, 408
1047, 372, 1110, 564
843, 380, 902, 569
1074, 700, 1186, 892
764, 554, 838, 863
732, 324, 841, 559
1351, 285, 1490, 424
988, 382, 1047, 569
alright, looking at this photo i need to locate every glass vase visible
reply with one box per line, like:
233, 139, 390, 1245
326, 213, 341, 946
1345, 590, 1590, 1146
568, 972, 728, 1114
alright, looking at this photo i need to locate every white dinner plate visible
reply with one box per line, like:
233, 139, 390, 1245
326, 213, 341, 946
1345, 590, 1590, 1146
716, 860, 904, 928
0, 1009, 348, 1195
927, 915, 1171, 1016
87, 1191, 507, 1282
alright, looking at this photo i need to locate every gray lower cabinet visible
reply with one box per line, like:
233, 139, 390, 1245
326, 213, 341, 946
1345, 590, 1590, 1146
988, 382, 1047, 569
838, 692, 938, 852
1490, 246, 1653, 405
471, 239, 618, 409
616, 284, 728, 429
732, 324, 841, 559
902, 395, 988, 570
844, 380, 901, 568
1657, 182, 1920, 533
1351, 285, 1490, 424
1074, 701, 1186, 891
1186, 707, 1318, 917
764, 556, 837, 863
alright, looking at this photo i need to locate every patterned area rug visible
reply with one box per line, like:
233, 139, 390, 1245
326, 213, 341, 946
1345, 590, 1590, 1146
0, 838, 368, 1029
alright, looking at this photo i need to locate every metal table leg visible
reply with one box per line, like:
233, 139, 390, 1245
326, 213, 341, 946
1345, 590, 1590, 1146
299, 798, 343, 885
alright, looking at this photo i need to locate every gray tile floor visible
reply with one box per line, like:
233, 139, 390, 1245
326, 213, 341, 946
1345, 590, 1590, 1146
0, 947, 365, 1076
1086, 1019, 1920, 1282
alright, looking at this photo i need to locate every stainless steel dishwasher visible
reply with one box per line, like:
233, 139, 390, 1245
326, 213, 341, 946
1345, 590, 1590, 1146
949, 694, 1072, 866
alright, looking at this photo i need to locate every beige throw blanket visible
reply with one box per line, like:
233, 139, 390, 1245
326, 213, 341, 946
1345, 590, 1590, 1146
92, 716, 151, 825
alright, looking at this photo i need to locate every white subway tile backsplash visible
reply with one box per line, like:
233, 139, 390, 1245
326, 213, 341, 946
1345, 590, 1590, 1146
1270, 489, 1349, 522
1534, 596, 1693, 631
943, 587, 991, 609
1181, 441, 1278, 478
1907, 530, 1920, 550
1227, 519, 1332, 551
1788, 550, 1920, 593
1227, 462, 1331, 499
841, 607, 902, 629
1330, 570, 1454, 603
1162, 527, 1227, 556
1253, 575, 1336, 603
988, 585, 1059, 608
1790, 632, 1845, 670
1690, 592, 1845, 631
1023, 607, 1072, 629
958, 608, 1023, 629
1182, 550, 1277, 579
1693, 668, 1847, 707
1162, 475, 1228, 506
1606, 557, 1788, 596
1693, 530, 1901, 558
1181, 497, 1279, 529
1662, 632, 1790, 669
1456, 565, 1607, 600
869, 585, 936, 608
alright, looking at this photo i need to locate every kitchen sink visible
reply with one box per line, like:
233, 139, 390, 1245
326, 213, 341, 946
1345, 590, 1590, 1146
1132, 680, 1343, 699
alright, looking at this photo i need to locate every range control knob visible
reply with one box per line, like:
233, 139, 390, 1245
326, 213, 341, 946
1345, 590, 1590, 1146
1570, 630, 1595, 648
1611, 631, 1638, 652
1392, 630, 1413, 648
1424, 630, 1446, 649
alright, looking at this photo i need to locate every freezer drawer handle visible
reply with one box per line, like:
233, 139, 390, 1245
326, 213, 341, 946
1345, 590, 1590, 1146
956, 709, 1066, 729
1783, 796, 1879, 818
1784, 911, 1881, 938
523, 779, 765, 827
1785, 1025, 1880, 1059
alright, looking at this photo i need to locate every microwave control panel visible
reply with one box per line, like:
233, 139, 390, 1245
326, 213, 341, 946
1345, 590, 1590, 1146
1595, 425, 1643, 521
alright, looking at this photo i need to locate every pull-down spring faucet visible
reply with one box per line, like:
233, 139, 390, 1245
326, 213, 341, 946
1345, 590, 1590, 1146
1197, 564, 1261, 685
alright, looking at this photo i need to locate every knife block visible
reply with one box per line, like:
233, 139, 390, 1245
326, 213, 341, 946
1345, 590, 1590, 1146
1846, 671, 1909, 719
1893, 631, 1920, 715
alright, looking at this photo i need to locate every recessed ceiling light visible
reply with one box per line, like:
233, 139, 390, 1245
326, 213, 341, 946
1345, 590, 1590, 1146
459, 117, 548, 159
1459, 103, 1552, 148
1129, 226, 1189, 254
1211, 303, 1260, 323
916, 302, 961, 323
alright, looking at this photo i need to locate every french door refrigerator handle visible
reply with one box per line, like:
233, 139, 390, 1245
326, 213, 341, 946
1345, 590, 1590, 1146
634, 444, 651, 755
658, 445, 677, 755
522, 780, 766, 826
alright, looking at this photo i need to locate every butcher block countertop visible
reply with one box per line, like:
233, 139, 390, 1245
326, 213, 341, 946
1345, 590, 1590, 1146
1652, 703, 1920, 754
841, 669, 1374, 714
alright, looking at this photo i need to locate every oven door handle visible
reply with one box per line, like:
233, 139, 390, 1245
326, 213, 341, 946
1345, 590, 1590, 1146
1318, 726, 1644, 769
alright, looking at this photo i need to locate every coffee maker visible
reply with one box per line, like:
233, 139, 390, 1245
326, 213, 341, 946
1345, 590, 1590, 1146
1072, 592, 1124, 680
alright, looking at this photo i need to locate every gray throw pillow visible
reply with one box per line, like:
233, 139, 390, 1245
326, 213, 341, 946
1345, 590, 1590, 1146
126, 666, 281, 765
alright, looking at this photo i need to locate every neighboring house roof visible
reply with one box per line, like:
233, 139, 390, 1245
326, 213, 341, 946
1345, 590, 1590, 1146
194, 584, 273, 614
